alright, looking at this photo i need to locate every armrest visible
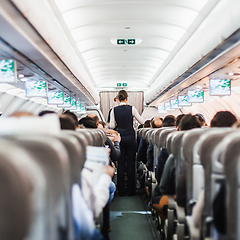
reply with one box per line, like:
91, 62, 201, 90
176, 205, 185, 223
168, 195, 176, 209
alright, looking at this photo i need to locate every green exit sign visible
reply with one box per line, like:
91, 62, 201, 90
122, 83, 127, 87
117, 39, 126, 45
128, 39, 135, 44
117, 83, 122, 87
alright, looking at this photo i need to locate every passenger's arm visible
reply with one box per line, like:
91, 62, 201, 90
105, 137, 121, 163
109, 108, 116, 129
132, 106, 145, 124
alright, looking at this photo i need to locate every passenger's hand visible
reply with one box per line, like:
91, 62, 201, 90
114, 133, 121, 142
103, 165, 115, 178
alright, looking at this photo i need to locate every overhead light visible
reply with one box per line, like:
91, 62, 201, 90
125, 26, 130, 30
20, 78, 28, 82
18, 74, 24, 78
228, 72, 234, 76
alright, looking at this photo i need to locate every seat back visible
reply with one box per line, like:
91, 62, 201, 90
166, 131, 179, 155
142, 128, 151, 140
146, 129, 155, 144
76, 129, 94, 145
159, 128, 176, 149
181, 128, 206, 215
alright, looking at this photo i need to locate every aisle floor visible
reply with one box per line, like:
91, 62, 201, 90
109, 192, 159, 240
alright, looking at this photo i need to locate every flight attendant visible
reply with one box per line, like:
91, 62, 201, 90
109, 90, 144, 196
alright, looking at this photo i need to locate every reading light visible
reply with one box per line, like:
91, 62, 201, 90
20, 78, 28, 82
18, 74, 24, 78
228, 72, 234, 76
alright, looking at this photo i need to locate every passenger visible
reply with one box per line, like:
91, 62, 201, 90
79, 117, 97, 128
38, 110, 56, 116
109, 90, 144, 196
153, 114, 200, 223
10, 111, 34, 117
63, 110, 79, 129
59, 114, 76, 130
143, 119, 151, 128
210, 111, 237, 127
138, 124, 143, 129
162, 115, 176, 127
99, 121, 106, 128
195, 113, 207, 127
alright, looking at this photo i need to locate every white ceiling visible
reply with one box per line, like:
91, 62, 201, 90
53, 0, 211, 91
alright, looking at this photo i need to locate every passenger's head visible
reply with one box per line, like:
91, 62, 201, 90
78, 117, 97, 128
59, 115, 76, 130
87, 114, 99, 127
195, 113, 207, 127
179, 114, 201, 131
138, 124, 143, 129
63, 111, 79, 128
176, 114, 185, 128
151, 117, 163, 128
99, 121, 106, 128
38, 110, 56, 116
210, 111, 237, 128
10, 111, 34, 117
117, 90, 128, 102
162, 115, 176, 127
143, 120, 151, 128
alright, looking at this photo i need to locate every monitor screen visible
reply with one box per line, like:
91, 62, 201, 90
47, 91, 64, 105
209, 78, 231, 96
0, 59, 16, 83
25, 80, 47, 97
170, 99, 182, 109
77, 102, 81, 110
158, 105, 167, 113
164, 102, 174, 111
71, 99, 77, 109
81, 106, 87, 113
188, 90, 204, 103
178, 95, 192, 106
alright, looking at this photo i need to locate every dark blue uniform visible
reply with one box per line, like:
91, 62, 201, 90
114, 105, 136, 196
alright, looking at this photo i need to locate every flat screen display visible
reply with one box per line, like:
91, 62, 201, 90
164, 102, 174, 111
0, 59, 16, 83
158, 105, 167, 113
47, 91, 64, 105
209, 78, 231, 96
77, 102, 81, 110
188, 90, 204, 103
178, 95, 192, 106
25, 80, 47, 97
58, 95, 71, 107
170, 99, 182, 109
71, 99, 77, 109
81, 106, 87, 113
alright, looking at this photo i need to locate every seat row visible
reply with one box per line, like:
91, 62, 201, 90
0, 114, 106, 240
137, 126, 240, 240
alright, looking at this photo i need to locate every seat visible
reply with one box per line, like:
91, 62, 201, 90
76, 129, 94, 146
0, 139, 47, 240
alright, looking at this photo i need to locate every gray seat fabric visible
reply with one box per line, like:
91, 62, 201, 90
10, 135, 70, 240
181, 128, 206, 215
166, 131, 179, 155
159, 128, 176, 149
196, 128, 233, 239
0, 140, 32, 240
0, 138, 47, 240
76, 129, 94, 146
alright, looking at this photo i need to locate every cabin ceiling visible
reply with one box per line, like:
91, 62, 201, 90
52, 0, 213, 91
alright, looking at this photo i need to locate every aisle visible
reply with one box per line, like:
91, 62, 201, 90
109, 192, 159, 240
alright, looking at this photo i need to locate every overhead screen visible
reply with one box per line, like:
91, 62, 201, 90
0, 59, 17, 83
178, 95, 192, 106
158, 105, 167, 113
25, 80, 47, 97
164, 102, 174, 111
47, 91, 64, 105
188, 90, 204, 103
170, 99, 182, 109
210, 78, 231, 96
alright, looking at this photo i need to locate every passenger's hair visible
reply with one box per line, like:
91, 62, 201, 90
151, 117, 162, 128
78, 117, 97, 128
162, 115, 176, 127
10, 111, 34, 117
87, 114, 99, 125
38, 110, 56, 116
176, 114, 185, 127
59, 115, 76, 130
179, 114, 201, 131
143, 120, 151, 128
138, 124, 143, 129
210, 111, 237, 128
195, 113, 206, 126
63, 110, 79, 128
99, 121, 106, 128
117, 90, 128, 101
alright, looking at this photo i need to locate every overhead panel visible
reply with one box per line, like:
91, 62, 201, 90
53, 0, 211, 92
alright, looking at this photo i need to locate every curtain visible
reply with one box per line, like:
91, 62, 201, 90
99, 91, 144, 122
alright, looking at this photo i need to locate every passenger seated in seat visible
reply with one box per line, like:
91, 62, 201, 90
162, 115, 176, 127
195, 113, 207, 127
59, 114, 76, 130
153, 114, 200, 223
63, 110, 79, 129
